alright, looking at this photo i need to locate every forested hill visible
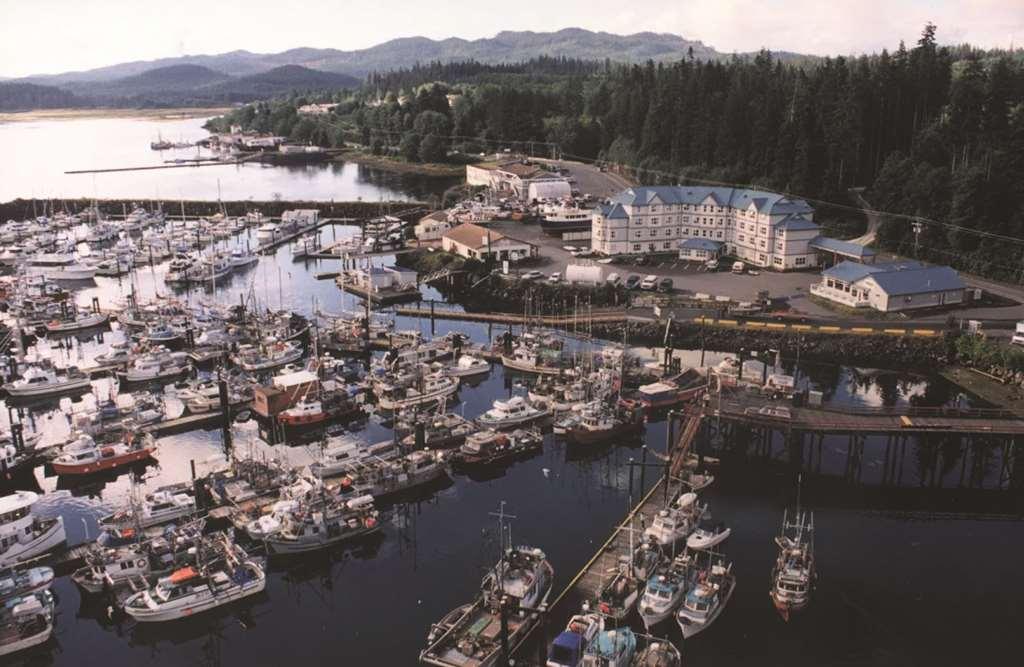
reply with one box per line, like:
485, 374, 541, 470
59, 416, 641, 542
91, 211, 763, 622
0, 82, 85, 111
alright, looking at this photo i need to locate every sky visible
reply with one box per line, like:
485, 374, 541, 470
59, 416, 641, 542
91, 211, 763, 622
1, 0, 1021, 78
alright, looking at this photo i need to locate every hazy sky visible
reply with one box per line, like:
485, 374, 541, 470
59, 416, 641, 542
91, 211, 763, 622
2, 0, 1021, 78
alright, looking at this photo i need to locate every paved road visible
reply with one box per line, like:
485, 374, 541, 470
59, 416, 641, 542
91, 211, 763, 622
535, 158, 632, 199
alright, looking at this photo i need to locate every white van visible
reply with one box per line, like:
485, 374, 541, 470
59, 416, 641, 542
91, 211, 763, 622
640, 274, 658, 290
605, 272, 622, 286
731, 261, 745, 274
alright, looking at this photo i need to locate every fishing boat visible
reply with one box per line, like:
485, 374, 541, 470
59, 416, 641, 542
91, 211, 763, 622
643, 493, 706, 548
546, 612, 602, 667
595, 556, 640, 622
770, 507, 815, 621
528, 379, 589, 413
263, 494, 379, 555
376, 373, 459, 411
439, 354, 491, 379
308, 434, 377, 478
71, 522, 204, 594
552, 412, 582, 435
0, 444, 36, 477
117, 350, 189, 383
345, 450, 449, 499
631, 537, 662, 582
686, 519, 731, 551
91, 255, 133, 277
51, 433, 156, 476
632, 639, 682, 666
233, 341, 304, 372
637, 553, 692, 629
420, 526, 553, 667
563, 401, 644, 446
2, 365, 91, 398
0, 590, 55, 657
501, 344, 567, 376
99, 486, 196, 530
278, 398, 328, 426
675, 554, 735, 639
477, 396, 548, 429
26, 253, 97, 280
400, 413, 476, 450
256, 222, 279, 242
582, 628, 636, 666
453, 429, 542, 469
122, 538, 265, 622
0, 567, 54, 601
228, 248, 259, 269
43, 310, 109, 334
0, 492, 66, 567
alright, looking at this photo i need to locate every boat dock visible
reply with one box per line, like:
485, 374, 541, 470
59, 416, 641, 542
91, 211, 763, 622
510, 410, 704, 664
256, 218, 357, 254
393, 301, 632, 326
64, 153, 264, 174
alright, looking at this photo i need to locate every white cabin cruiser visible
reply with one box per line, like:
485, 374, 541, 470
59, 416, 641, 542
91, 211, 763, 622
642, 493, 706, 547
99, 487, 196, 530
232, 341, 304, 372
118, 351, 189, 383
477, 396, 548, 429
2, 365, 91, 399
0, 492, 66, 567
375, 373, 459, 411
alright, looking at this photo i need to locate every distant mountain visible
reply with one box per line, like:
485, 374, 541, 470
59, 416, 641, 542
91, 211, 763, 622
15, 28, 797, 87
0, 82, 86, 111
204, 65, 361, 101
62, 64, 232, 97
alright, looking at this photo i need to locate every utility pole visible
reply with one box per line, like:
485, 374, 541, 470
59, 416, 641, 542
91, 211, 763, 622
912, 220, 923, 258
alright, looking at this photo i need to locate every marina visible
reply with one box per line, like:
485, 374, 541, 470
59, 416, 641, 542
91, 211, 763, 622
0, 111, 1022, 667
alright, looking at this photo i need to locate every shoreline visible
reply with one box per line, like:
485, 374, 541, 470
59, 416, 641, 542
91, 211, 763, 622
338, 151, 467, 178
0, 107, 232, 123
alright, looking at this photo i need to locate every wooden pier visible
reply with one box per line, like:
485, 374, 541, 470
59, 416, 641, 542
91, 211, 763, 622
393, 302, 632, 327
256, 218, 355, 254
511, 411, 704, 664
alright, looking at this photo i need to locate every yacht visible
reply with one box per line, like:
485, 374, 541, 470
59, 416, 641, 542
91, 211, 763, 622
770, 508, 815, 621
676, 555, 735, 638
2, 365, 91, 398
546, 612, 602, 667
421, 540, 553, 667
51, 433, 156, 476
0, 590, 55, 657
0, 567, 54, 601
118, 351, 190, 383
256, 222, 279, 242
26, 253, 97, 280
376, 373, 459, 411
637, 553, 692, 629
686, 519, 731, 551
123, 539, 265, 622
453, 428, 543, 469
477, 396, 548, 429
0, 492, 66, 567
263, 494, 380, 555
43, 310, 109, 334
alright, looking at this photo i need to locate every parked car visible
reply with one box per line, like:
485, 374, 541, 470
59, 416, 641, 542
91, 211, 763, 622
625, 274, 642, 290
521, 270, 544, 281
640, 275, 659, 290
745, 405, 792, 420
705, 259, 720, 271
606, 272, 622, 286
731, 261, 746, 274
548, 272, 561, 283
657, 277, 673, 293
561, 245, 578, 253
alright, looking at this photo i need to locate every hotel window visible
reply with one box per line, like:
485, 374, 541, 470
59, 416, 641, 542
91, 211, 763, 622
610, 232, 615, 238
665, 229, 673, 236
663, 242, 671, 249
716, 231, 723, 239
759, 240, 766, 249
776, 242, 783, 251
773, 257, 783, 266
651, 217, 659, 225
795, 257, 807, 266
650, 229, 658, 237
682, 228, 689, 235
633, 244, 641, 251
738, 235, 745, 242
758, 253, 766, 263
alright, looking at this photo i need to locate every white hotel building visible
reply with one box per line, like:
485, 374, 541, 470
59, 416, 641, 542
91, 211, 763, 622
592, 186, 823, 270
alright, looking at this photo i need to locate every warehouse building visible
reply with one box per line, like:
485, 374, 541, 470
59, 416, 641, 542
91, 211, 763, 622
441, 223, 537, 262
810, 260, 966, 312
466, 160, 570, 199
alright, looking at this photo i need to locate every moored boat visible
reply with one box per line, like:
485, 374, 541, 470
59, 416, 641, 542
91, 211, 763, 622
476, 396, 548, 429
0, 590, 55, 657
0, 492, 66, 567
770, 507, 815, 621
675, 553, 735, 639
51, 433, 156, 476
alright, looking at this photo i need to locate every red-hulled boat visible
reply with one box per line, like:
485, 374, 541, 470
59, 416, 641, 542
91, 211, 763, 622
278, 398, 328, 426
51, 433, 156, 476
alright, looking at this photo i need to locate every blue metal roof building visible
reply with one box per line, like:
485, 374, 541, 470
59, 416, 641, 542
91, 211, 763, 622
816, 260, 966, 312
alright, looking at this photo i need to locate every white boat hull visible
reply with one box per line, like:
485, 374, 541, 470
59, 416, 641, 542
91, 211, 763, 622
377, 383, 458, 411
0, 518, 66, 567
265, 525, 379, 554
125, 576, 265, 622
686, 528, 731, 551
4, 378, 92, 398
0, 623, 53, 657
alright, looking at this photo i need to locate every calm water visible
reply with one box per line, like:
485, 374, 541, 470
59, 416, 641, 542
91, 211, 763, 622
2, 226, 1022, 666
0, 115, 456, 202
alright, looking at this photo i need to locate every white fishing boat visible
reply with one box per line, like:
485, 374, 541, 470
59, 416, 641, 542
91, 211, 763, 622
256, 222, 279, 242
308, 434, 374, 478
118, 351, 190, 383
0, 590, 55, 657
440, 354, 491, 379
770, 507, 815, 621
123, 540, 265, 622
71, 522, 204, 594
376, 373, 459, 411
44, 310, 109, 333
232, 341, 304, 372
637, 553, 692, 629
2, 365, 91, 398
228, 248, 259, 268
477, 395, 548, 429
263, 494, 379, 555
642, 493, 706, 547
676, 556, 735, 639
686, 519, 731, 551
346, 450, 449, 498
0, 492, 66, 567
99, 487, 196, 530
501, 344, 567, 376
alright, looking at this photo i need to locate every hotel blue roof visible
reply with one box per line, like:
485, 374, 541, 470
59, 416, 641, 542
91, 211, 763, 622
611, 186, 814, 221
822, 260, 965, 296
810, 236, 877, 259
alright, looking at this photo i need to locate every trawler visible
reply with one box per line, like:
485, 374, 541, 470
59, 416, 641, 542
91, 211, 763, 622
0, 492, 66, 567
595, 556, 640, 622
632, 639, 682, 666
233, 340, 304, 372
563, 401, 644, 446
453, 428, 543, 469
43, 310, 109, 334
420, 510, 553, 667
71, 521, 204, 594
0, 590, 55, 657
675, 552, 735, 639
99, 486, 196, 530
501, 344, 568, 376
438, 354, 491, 379
638, 552, 693, 629
263, 494, 379, 555
399, 413, 476, 450
344, 450, 449, 498
117, 351, 190, 383
477, 396, 549, 429
643, 493, 707, 547
770, 507, 815, 621
122, 537, 265, 622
